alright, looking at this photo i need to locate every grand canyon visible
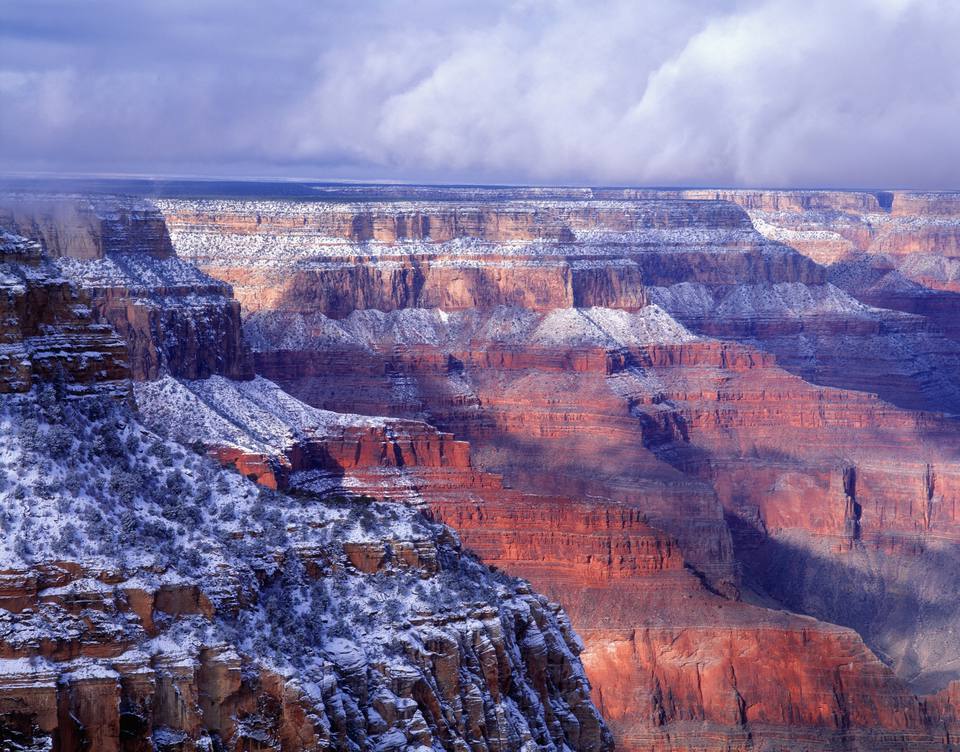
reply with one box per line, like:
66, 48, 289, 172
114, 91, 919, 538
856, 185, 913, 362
0, 182, 958, 750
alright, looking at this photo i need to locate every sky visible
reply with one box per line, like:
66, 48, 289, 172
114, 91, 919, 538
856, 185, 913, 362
1, 0, 958, 188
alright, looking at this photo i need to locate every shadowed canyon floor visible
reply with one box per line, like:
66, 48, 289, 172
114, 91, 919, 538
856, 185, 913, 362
3, 185, 960, 750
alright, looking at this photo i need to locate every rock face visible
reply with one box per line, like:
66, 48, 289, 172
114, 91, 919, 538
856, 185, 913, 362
153, 187, 960, 751
0, 229, 129, 397
0, 506, 609, 752
730, 190, 960, 340
0, 194, 252, 381
0, 193, 174, 260
0, 231, 611, 752
158, 197, 822, 317
8, 184, 960, 751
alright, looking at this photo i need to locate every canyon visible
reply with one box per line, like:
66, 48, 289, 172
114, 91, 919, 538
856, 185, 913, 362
0, 208, 609, 751
2, 184, 960, 751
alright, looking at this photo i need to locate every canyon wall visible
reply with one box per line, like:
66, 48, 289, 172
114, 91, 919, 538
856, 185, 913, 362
158, 197, 823, 318
714, 189, 960, 346
152, 189, 960, 750
7, 186, 960, 750
0, 230, 129, 398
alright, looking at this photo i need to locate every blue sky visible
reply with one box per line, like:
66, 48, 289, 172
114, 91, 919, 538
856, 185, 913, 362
1, 0, 958, 188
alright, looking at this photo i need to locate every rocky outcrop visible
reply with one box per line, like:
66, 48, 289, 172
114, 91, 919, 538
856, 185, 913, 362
0, 193, 174, 260
730, 189, 960, 355
132, 374, 477, 496
0, 532, 610, 752
55, 253, 253, 380
0, 219, 611, 752
159, 193, 960, 417
0, 230, 129, 397
1, 194, 252, 380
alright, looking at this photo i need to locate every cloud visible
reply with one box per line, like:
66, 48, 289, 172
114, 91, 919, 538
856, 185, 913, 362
1, 0, 958, 187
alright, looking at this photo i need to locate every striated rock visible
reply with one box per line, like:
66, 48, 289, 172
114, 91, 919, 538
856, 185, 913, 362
0, 388, 611, 752
10, 183, 960, 750
0, 200, 612, 751
140, 312, 960, 750
0, 229, 129, 397
53, 253, 253, 381
0, 193, 174, 260
157, 197, 823, 318
1, 194, 252, 381
728, 189, 960, 355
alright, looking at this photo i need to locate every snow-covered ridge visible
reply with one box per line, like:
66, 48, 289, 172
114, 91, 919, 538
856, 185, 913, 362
163, 228, 780, 270
156, 196, 752, 216
55, 252, 230, 294
135, 375, 396, 455
0, 386, 610, 751
243, 304, 699, 354
1, 228, 41, 255
647, 281, 890, 322
157, 196, 797, 270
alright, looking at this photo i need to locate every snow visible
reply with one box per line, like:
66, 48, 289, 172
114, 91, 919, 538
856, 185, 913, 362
245, 304, 697, 354
322, 637, 366, 671
55, 253, 228, 296
714, 283, 873, 320
528, 305, 697, 346
134, 375, 391, 455
0, 657, 57, 689
0, 195, 614, 750
0, 229, 42, 259
648, 282, 881, 322
749, 212, 850, 245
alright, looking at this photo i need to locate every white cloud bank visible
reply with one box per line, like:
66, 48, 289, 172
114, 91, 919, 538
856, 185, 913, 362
1, 0, 958, 187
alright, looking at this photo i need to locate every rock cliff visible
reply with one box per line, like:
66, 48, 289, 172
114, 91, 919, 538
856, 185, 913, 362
0, 194, 252, 381
0, 230, 129, 398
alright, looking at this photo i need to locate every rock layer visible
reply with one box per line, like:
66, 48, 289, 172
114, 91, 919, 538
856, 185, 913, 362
0, 230, 129, 397
1, 194, 252, 380
7, 186, 960, 750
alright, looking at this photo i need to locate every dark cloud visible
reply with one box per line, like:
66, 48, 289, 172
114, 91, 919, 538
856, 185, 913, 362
1, 0, 958, 187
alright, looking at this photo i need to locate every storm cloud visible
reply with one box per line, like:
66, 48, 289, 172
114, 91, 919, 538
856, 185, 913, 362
1, 0, 958, 188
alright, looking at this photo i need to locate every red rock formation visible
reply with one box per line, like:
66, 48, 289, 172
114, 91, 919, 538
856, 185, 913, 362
723, 189, 960, 347
158, 197, 826, 319
1, 203, 612, 752
10, 187, 960, 750
151, 190, 960, 751
136, 339, 960, 750
0, 529, 610, 752
0, 396, 610, 752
